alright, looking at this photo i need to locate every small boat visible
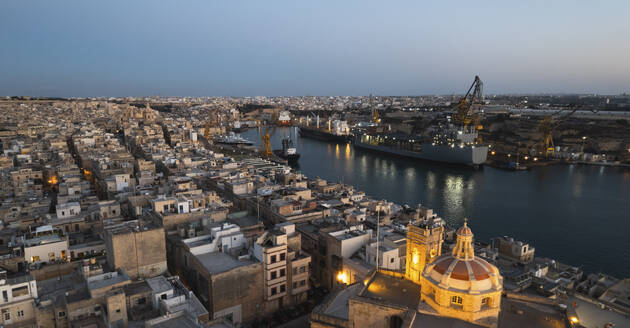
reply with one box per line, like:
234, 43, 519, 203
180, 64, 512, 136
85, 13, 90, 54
273, 137, 300, 164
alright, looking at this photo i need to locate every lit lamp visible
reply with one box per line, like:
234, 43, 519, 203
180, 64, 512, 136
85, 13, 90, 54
569, 316, 579, 324
337, 271, 348, 284
412, 252, 419, 265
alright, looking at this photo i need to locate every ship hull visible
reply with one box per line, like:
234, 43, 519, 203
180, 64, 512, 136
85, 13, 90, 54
353, 141, 488, 166
273, 150, 300, 164
299, 127, 351, 143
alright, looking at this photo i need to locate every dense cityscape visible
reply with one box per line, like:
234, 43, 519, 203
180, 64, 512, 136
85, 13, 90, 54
0, 94, 628, 328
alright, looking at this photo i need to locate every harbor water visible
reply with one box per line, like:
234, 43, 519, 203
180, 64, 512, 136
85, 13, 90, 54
242, 127, 630, 278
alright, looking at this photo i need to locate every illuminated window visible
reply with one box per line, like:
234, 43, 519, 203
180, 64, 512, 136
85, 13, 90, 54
451, 296, 463, 305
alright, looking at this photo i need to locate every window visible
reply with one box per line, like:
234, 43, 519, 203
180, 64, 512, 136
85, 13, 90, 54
293, 267, 298, 275
270, 255, 276, 263
299, 266, 306, 273
280, 269, 285, 277
161, 294, 167, 300
390, 258, 395, 263
12, 286, 29, 298
17, 310, 24, 318
280, 284, 286, 293
4, 312, 10, 321
271, 271, 277, 279
58, 311, 66, 318
451, 296, 463, 305
300, 280, 306, 286
163, 205, 168, 212
293, 282, 298, 289
138, 297, 146, 305
280, 253, 285, 261
271, 287, 277, 295
31, 255, 40, 262
2, 290, 7, 301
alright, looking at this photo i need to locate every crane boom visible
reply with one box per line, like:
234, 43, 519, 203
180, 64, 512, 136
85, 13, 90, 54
454, 76, 484, 131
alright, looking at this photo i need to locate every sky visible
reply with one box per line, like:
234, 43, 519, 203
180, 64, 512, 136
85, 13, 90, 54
1, 1, 630, 97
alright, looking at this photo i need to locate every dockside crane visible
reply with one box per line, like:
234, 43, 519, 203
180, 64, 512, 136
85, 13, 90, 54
536, 107, 578, 158
258, 123, 277, 158
454, 76, 484, 132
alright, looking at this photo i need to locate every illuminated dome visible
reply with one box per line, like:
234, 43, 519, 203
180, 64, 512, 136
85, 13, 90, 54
419, 220, 503, 324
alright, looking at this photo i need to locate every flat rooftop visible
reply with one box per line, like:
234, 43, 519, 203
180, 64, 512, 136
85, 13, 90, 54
322, 283, 364, 320
195, 251, 256, 274
360, 272, 420, 310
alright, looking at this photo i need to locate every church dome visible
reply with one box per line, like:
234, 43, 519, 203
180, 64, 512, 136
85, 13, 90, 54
423, 254, 501, 292
422, 220, 502, 293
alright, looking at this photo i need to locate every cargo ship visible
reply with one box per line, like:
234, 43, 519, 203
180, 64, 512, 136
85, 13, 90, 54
273, 137, 300, 165
353, 126, 488, 166
298, 119, 352, 143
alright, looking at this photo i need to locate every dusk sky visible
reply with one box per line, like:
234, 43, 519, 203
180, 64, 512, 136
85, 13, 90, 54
1, 1, 629, 97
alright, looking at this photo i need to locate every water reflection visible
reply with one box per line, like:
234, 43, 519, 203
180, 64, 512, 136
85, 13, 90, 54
242, 127, 630, 277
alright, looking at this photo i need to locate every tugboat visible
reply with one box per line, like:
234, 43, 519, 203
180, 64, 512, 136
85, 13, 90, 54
273, 137, 301, 164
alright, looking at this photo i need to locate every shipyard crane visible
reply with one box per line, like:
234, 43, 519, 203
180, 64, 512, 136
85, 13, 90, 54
536, 106, 579, 158
258, 123, 277, 158
204, 121, 211, 140
454, 76, 484, 131
372, 108, 381, 124
537, 116, 556, 158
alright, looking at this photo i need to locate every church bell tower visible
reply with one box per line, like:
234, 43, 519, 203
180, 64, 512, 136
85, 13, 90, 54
405, 215, 444, 284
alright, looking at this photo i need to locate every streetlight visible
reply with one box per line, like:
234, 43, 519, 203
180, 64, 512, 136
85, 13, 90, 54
581, 136, 587, 155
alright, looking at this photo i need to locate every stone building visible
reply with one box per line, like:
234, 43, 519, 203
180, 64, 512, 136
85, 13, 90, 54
0, 272, 38, 327
493, 236, 535, 264
104, 221, 167, 279
420, 222, 503, 326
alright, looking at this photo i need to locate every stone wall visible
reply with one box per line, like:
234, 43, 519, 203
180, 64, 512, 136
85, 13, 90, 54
105, 226, 167, 279
348, 298, 407, 328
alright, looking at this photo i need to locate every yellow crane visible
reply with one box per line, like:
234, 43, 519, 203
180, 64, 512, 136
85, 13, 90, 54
372, 108, 381, 124
259, 124, 276, 157
454, 76, 484, 132
538, 116, 556, 158
204, 121, 211, 140
536, 107, 577, 159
